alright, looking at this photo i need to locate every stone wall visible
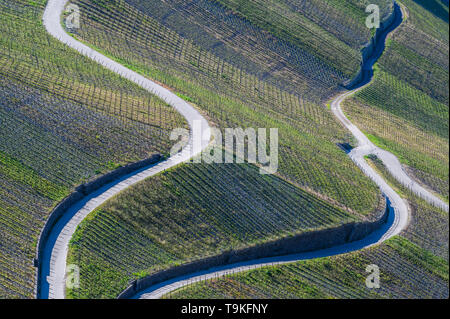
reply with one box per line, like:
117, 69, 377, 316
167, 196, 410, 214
118, 196, 389, 299
34, 153, 162, 297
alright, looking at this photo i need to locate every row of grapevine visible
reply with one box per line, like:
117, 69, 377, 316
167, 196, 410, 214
67, 161, 363, 298
78, 0, 347, 100
72, 0, 384, 216
0, 0, 186, 298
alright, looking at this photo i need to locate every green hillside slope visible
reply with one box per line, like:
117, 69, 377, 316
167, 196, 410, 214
62, 0, 394, 299
342, 0, 449, 200
167, 154, 449, 299
0, 0, 185, 298
66, 160, 376, 298
160, 0, 450, 299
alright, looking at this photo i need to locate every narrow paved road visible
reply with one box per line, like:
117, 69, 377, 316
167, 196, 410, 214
38, 0, 211, 299
39, 0, 447, 299
332, 89, 449, 213
135, 199, 404, 298
135, 1, 445, 299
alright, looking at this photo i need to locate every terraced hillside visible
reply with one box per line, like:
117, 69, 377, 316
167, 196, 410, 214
165, 154, 449, 299
70, 0, 391, 214
0, 0, 185, 298
162, 0, 450, 300
342, 0, 449, 201
66, 160, 383, 298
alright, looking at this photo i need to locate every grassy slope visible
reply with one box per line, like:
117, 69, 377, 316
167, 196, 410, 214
167, 156, 449, 299
0, 0, 185, 298
72, 0, 382, 214
342, 0, 449, 199
120, 0, 349, 97
67, 160, 367, 298
63, 0, 395, 299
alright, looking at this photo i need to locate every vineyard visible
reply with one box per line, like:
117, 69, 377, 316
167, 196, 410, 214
165, 155, 449, 299
344, 96, 449, 200
165, 236, 448, 299
66, 160, 386, 299
365, 155, 448, 260
342, 0, 449, 199
0, 0, 185, 298
212, 0, 394, 78
112, 0, 349, 97
0, 0, 446, 301
70, 0, 385, 215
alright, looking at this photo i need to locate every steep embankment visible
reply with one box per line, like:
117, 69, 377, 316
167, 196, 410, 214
131, 1, 447, 299
38, 0, 447, 300
37, 0, 211, 299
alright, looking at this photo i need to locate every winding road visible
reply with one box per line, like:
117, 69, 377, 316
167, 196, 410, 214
38, 0, 211, 299
38, 0, 448, 299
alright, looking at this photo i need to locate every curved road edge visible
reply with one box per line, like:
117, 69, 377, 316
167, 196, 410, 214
334, 1, 448, 213
38, 0, 448, 300
133, 1, 446, 299
37, 0, 211, 299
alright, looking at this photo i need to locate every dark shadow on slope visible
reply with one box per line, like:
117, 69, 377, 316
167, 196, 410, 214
413, 0, 449, 23
346, 2, 404, 90
337, 143, 354, 154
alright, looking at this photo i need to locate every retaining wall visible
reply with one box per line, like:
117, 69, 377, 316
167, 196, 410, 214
118, 3, 404, 299
118, 196, 389, 299
34, 153, 162, 297
345, 1, 402, 89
